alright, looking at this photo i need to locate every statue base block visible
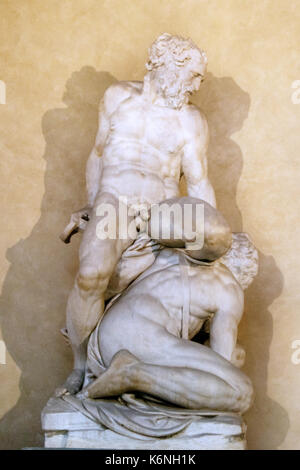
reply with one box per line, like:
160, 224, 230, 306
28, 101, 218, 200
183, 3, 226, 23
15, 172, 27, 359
42, 398, 247, 450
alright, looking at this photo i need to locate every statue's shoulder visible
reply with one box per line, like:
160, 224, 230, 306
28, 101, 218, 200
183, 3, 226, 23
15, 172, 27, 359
179, 102, 208, 135
102, 81, 143, 114
183, 102, 207, 121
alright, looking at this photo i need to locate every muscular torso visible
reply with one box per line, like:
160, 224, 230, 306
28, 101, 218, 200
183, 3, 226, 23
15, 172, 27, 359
99, 83, 186, 204
115, 249, 237, 340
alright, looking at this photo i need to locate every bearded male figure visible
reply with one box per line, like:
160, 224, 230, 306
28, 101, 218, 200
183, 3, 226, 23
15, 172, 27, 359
57, 33, 217, 396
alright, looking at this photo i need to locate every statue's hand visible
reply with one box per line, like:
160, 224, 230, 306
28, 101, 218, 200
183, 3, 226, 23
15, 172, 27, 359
60, 206, 92, 244
71, 206, 92, 230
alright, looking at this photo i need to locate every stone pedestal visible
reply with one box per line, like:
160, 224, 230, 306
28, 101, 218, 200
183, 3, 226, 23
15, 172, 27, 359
42, 397, 247, 450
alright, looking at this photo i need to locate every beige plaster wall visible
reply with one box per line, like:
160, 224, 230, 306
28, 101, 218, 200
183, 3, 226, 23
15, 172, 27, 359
0, 0, 299, 449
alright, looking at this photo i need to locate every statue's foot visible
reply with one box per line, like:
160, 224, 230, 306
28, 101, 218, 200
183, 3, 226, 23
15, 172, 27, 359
55, 368, 85, 397
84, 349, 140, 399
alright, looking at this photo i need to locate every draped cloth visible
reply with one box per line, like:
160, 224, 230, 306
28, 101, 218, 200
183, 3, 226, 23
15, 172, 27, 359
63, 392, 238, 440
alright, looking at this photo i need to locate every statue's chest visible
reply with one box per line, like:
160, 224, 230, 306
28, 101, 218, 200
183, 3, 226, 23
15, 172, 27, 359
110, 99, 183, 153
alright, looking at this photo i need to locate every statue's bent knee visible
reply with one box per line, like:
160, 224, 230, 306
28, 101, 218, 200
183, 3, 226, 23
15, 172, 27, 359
236, 377, 254, 413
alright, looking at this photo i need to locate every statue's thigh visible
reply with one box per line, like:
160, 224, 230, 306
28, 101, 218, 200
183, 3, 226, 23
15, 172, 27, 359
98, 300, 171, 367
79, 192, 133, 274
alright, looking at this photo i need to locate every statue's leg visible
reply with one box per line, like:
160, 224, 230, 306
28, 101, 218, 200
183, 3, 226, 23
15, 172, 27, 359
85, 307, 253, 412
56, 192, 134, 396
85, 347, 252, 413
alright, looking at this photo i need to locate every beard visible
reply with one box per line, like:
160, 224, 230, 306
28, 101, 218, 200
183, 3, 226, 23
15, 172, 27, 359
155, 67, 194, 109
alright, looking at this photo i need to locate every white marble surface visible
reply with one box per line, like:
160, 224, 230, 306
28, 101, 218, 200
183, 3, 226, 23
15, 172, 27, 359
47, 34, 256, 449
42, 398, 246, 450
56, 33, 218, 397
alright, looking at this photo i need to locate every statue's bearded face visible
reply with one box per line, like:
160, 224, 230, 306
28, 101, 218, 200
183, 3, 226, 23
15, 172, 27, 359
177, 57, 206, 95
154, 55, 206, 109
146, 33, 208, 109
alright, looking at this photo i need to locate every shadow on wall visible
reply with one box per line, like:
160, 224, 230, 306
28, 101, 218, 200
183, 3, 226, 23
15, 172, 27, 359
241, 254, 287, 450
0, 67, 288, 449
0, 67, 117, 449
194, 72, 247, 231
195, 74, 289, 449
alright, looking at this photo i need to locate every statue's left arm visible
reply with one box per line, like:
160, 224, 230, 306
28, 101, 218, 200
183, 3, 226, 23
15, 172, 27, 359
181, 106, 216, 208
209, 282, 244, 363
